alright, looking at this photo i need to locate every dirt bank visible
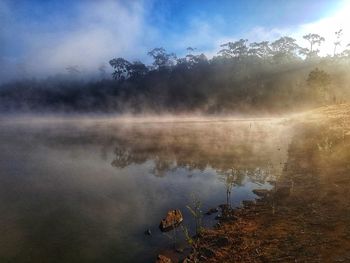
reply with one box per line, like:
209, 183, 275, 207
184, 104, 350, 262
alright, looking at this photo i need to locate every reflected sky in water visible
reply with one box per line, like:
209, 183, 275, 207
0, 117, 291, 262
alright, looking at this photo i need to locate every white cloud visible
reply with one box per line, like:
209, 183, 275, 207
2, 0, 350, 82
1, 0, 158, 78
203, 0, 350, 57
291, 1, 350, 56
31, 0, 156, 75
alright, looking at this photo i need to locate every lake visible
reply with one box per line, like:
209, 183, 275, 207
0, 116, 292, 262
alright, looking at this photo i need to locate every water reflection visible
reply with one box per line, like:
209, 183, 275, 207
0, 117, 291, 263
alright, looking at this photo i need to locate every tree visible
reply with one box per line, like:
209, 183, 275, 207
333, 29, 343, 57
109, 57, 131, 80
271, 36, 300, 63
185, 53, 208, 68
307, 68, 331, 102
147, 47, 177, 69
128, 61, 148, 78
302, 33, 325, 58
341, 43, 350, 58
218, 39, 248, 59
186, 47, 196, 54
249, 41, 272, 59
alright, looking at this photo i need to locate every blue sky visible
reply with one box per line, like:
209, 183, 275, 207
0, 0, 348, 80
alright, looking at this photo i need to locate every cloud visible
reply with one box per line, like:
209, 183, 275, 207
204, 0, 350, 57
291, 2, 350, 56
1, 0, 350, 83
0, 0, 158, 80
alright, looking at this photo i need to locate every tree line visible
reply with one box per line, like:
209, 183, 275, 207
1, 32, 350, 113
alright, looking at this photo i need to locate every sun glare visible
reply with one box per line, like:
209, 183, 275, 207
299, 1, 350, 56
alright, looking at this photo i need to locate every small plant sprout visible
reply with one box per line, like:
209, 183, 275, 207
186, 194, 203, 236
219, 167, 241, 208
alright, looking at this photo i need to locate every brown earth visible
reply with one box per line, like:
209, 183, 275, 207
184, 104, 350, 262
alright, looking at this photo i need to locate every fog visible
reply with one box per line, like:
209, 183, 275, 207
0, 115, 292, 262
1, 0, 350, 114
0, 0, 156, 82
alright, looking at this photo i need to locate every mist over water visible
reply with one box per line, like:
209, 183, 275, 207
0, 116, 291, 262
1, 0, 350, 261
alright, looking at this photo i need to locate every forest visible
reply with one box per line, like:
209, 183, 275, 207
1, 32, 350, 114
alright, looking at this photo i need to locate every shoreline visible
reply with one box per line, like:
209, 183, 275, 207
158, 104, 350, 263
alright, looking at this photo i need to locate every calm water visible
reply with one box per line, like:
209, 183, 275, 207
0, 116, 291, 263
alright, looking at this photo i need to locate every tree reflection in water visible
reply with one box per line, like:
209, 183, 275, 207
110, 120, 290, 191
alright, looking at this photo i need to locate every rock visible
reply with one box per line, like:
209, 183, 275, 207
199, 247, 215, 258
253, 189, 269, 197
159, 209, 183, 232
215, 214, 223, 220
156, 254, 172, 263
215, 236, 229, 247
144, 228, 152, 236
206, 207, 219, 215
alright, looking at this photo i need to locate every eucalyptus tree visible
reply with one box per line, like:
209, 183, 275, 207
341, 43, 350, 58
128, 61, 148, 79
218, 39, 249, 59
271, 36, 301, 63
185, 53, 208, 68
176, 48, 207, 69
186, 46, 197, 54
248, 41, 272, 60
334, 29, 343, 57
109, 57, 131, 80
147, 47, 177, 70
302, 33, 325, 58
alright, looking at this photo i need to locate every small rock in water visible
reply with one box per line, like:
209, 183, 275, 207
144, 228, 152, 236
156, 254, 172, 263
215, 214, 223, 220
159, 209, 183, 232
206, 207, 219, 215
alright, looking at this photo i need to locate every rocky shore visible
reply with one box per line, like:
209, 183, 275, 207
158, 104, 350, 263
